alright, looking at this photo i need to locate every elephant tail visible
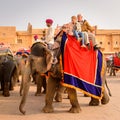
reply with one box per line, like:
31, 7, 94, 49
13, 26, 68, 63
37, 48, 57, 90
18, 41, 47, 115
105, 79, 112, 96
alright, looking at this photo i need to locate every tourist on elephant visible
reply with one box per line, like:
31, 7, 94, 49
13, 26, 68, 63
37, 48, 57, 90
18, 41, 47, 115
70, 16, 86, 47
77, 14, 99, 50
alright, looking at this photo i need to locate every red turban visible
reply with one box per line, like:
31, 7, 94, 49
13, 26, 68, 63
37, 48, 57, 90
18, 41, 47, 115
34, 35, 38, 39
46, 19, 53, 24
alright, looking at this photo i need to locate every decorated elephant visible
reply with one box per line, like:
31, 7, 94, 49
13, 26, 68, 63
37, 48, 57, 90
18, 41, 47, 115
109, 55, 120, 76
14, 51, 47, 96
0, 48, 17, 97
106, 54, 120, 76
19, 31, 110, 114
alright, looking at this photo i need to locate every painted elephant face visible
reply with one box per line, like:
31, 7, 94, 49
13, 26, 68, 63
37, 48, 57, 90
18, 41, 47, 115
30, 42, 53, 73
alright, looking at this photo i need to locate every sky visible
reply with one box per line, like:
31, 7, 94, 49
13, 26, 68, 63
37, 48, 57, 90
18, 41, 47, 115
0, 0, 120, 30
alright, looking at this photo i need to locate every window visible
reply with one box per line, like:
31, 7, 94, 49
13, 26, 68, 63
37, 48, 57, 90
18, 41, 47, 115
116, 41, 118, 44
43, 30, 46, 37
43, 30, 46, 34
2, 33, 6, 36
108, 42, 110, 45
17, 39, 22, 43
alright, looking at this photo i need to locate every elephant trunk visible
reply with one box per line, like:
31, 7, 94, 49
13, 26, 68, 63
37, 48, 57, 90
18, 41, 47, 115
19, 80, 30, 115
19, 61, 31, 115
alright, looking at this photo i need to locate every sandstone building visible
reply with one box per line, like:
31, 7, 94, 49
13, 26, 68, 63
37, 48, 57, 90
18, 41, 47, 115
0, 23, 120, 56
96, 29, 120, 55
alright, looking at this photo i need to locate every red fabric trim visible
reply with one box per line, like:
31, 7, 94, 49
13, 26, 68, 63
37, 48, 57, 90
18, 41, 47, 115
64, 35, 97, 84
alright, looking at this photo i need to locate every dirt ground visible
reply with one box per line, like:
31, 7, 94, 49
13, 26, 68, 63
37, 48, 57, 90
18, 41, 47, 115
0, 71, 120, 120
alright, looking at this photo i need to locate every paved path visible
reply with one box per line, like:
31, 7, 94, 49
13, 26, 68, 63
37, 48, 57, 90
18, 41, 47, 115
0, 71, 120, 120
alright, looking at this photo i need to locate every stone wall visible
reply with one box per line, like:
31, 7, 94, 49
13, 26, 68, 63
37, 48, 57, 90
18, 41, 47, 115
96, 29, 120, 55
0, 26, 16, 45
0, 25, 120, 55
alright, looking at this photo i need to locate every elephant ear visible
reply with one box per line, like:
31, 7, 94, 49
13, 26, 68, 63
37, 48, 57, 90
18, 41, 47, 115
44, 47, 53, 71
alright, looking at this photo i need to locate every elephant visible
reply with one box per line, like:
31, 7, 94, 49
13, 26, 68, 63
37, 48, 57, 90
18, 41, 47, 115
14, 51, 47, 97
14, 52, 31, 96
19, 31, 110, 114
0, 48, 17, 97
106, 59, 113, 73
106, 57, 120, 76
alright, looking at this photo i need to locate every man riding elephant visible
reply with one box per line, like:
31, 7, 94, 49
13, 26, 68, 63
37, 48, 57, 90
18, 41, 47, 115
77, 14, 99, 50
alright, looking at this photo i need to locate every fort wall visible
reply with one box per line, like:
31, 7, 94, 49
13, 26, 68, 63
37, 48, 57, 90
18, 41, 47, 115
0, 24, 120, 55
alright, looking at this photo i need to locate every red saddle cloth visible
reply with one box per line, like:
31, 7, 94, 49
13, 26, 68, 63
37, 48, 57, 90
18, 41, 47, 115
61, 33, 103, 99
113, 56, 120, 67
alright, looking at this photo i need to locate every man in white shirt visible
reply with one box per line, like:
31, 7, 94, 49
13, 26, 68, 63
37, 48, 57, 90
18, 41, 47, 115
45, 19, 55, 49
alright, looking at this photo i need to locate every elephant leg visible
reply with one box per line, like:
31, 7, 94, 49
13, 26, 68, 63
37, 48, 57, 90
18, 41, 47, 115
113, 69, 116, 76
42, 75, 46, 94
17, 69, 20, 82
20, 77, 23, 96
67, 88, 81, 113
101, 65, 110, 105
42, 76, 58, 113
9, 78, 14, 91
2, 62, 10, 97
32, 72, 37, 84
19, 62, 31, 115
89, 97, 100, 106
3, 82, 10, 97
109, 67, 112, 76
3, 69, 10, 97
11, 67, 18, 86
0, 80, 4, 91
35, 73, 43, 96
55, 84, 66, 102
101, 89, 110, 105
